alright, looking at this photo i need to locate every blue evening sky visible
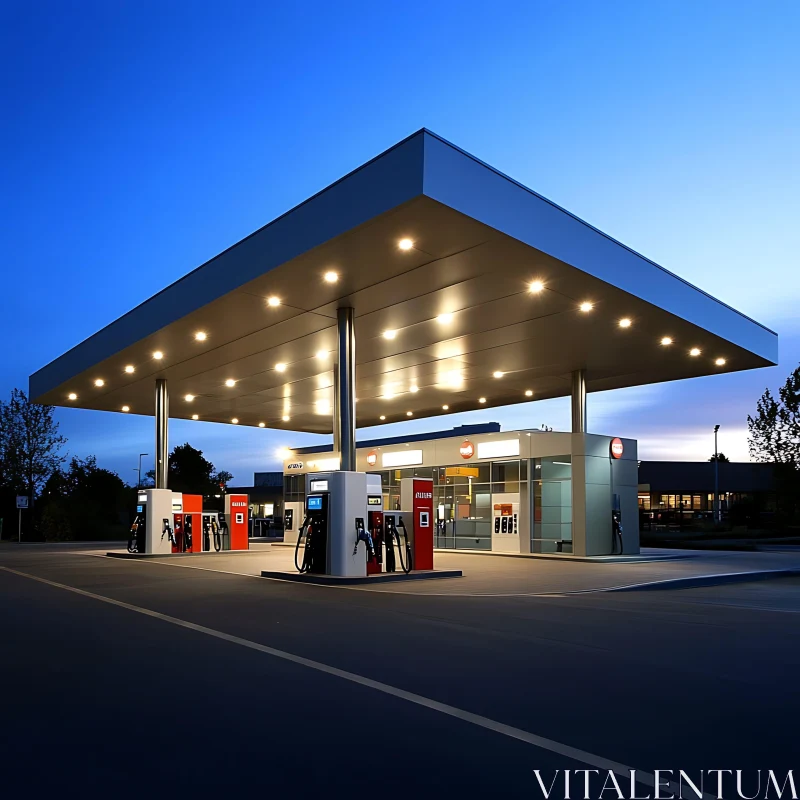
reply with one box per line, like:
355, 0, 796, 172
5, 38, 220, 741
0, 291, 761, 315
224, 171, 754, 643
2, 1, 799, 484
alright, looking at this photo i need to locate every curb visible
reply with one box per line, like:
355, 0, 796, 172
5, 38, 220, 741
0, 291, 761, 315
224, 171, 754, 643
598, 568, 800, 593
260, 569, 463, 586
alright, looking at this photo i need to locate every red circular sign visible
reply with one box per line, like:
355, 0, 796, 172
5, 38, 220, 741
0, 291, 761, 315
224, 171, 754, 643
460, 440, 475, 459
610, 438, 624, 459
366, 451, 378, 467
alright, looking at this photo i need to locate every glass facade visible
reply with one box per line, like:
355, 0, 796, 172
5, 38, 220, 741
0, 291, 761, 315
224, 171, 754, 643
531, 456, 572, 553
284, 458, 538, 553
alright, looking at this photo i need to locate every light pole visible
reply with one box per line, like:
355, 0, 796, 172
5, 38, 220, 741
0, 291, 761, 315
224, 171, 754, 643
713, 425, 720, 524
135, 453, 148, 488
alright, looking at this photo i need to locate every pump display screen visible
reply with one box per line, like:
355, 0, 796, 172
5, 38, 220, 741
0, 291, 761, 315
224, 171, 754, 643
307, 496, 323, 511
136, 505, 143, 513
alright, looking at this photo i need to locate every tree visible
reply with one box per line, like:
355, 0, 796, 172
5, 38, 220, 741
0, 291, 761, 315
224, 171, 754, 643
0, 388, 66, 499
215, 470, 234, 489
38, 456, 131, 541
748, 364, 800, 525
709, 453, 730, 463
748, 364, 800, 465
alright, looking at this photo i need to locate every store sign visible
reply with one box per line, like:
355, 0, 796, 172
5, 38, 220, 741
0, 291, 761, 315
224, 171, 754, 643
611, 438, 624, 459
477, 439, 520, 459
366, 451, 378, 467
459, 440, 475, 459
382, 449, 423, 468
287, 462, 304, 471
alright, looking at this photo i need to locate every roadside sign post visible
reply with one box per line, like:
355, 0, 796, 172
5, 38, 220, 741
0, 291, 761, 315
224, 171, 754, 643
16, 496, 29, 543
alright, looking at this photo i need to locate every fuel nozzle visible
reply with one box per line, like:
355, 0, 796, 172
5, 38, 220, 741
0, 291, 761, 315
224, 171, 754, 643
353, 517, 375, 558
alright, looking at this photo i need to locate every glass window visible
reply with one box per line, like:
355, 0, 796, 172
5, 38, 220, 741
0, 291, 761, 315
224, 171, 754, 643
492, 460, 520, 493
531, 456, 572, 554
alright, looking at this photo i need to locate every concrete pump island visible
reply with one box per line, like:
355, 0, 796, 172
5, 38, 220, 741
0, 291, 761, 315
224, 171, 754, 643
30, 130, 777, 582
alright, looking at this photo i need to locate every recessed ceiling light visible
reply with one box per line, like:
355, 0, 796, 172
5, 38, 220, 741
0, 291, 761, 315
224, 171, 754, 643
690, 347, 701, 357
153, 351, 164, 360
580, 302, 593, 313
267, 296, 281, 307
661, 337, 673, 346
324, 271, 338, 283
275, 363, 287, 372
94, 379, 104, 387
379, 415, 386, 421
406, 411, 413, 417
258, 422, 266, 428
191, 414, 199, 420
619, 318, 632, 328
436, 313, 454, 324
383, 392, 395, 400
493, 371, 504, 379
124, 365, 135, 374
315, 350, 327, 360
282, 415, 290, 422
68, 393, 77, 400
529, 280, 545, 293
409, 384, 419, 393
479, 397, 487, 404
525, 389, 533, 397
383, 329, 397, 340
715, 357, 726, 366
231, 418, 238, 424
185, 394, 194, 402
225, 379, 236, 387
442, 404, 449, 410
398, 238, 414, 251
194, 331, 207, 341
121, 405, 130, 412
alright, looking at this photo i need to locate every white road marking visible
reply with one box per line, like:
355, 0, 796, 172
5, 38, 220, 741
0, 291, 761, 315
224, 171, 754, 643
0, 563, 709, 796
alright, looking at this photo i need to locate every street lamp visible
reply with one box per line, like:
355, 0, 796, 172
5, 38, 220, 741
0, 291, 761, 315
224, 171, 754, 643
713, 426, 720, 524
135, 453, 148, 488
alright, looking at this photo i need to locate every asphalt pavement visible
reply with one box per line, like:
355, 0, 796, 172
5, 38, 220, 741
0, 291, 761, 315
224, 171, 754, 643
1, 543, 798, 798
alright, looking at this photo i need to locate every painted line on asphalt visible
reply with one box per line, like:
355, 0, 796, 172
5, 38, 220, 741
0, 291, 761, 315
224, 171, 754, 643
0, 563, 706, 796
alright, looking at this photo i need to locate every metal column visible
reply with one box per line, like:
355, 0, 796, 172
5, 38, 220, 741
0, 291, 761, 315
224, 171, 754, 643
571, 369, 587, 433
333, 364, 341, 455
336, 307, 356, 472
155, 379, 169, 489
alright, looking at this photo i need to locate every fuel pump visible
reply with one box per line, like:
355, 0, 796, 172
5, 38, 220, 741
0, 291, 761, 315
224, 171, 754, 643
183, 514, 193, 552
162, 518, 177, 547
384, 513, 412, 574
202, 515, 211, 551
295, 494, 328, 574
173, 514, 184, 554
367, 508, 384, 575
352, 518, 374, 561
128, 516, 144, 553
612, 495, 624, 554
211, 517, 222, 552
215, 512, 229, 552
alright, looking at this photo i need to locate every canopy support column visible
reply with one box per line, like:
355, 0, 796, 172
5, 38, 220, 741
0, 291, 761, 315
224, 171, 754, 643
155, 379, 169, 489
571, 369, 587, 434
336, 307, 356, 472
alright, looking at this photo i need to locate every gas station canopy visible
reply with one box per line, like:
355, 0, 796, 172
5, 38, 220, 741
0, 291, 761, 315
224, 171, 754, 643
30, 130, 777, 433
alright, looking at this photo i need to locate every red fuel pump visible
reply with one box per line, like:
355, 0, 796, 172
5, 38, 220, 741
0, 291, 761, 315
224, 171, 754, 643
172, 513, 184, 553
367, 509, 383, 574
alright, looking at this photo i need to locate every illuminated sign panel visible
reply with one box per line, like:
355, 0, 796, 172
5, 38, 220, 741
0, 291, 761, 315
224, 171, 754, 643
309, 480, 329, 492
382, 449, 423, 468
476, 439, 520, 459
